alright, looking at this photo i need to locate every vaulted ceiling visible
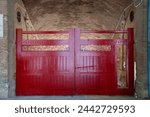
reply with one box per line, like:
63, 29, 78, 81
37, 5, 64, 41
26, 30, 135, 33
22, 0, 132, 30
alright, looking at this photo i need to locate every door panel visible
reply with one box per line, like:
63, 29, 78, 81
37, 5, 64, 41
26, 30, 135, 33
16, 29, 75, 95
75, 45, 116, 94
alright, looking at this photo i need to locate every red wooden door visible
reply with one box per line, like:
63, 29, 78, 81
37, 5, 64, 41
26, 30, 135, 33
16, 28, 134, 96
75, 29, 116, 95
16, 29, 75, 95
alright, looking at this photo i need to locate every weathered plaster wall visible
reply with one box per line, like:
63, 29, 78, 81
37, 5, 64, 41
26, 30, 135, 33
23, 0, 132, 30
135, 0, 148, 98
0, 0, 8, 98
7, 0, 37, 98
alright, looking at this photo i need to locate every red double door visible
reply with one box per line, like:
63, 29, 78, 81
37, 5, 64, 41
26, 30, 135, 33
16, 28, 134, 96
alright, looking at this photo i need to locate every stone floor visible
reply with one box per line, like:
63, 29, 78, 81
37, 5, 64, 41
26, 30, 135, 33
1, 96, 137, 100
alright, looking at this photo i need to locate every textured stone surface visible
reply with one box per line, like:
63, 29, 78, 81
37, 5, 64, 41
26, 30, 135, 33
7, 0, 38, 98
0, 76, 8, 98
135, 0, 148, 98
22, 0, 132, 30
0, 0, 8, 98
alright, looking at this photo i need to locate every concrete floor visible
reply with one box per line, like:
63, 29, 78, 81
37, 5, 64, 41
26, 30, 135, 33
1, 96, 137, 100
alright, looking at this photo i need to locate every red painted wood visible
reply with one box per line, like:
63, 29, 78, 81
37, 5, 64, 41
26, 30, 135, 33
16, 29, 75, 95
16, 28, 134, 96
127, 28, 134, 95
75, 28, 116, 94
